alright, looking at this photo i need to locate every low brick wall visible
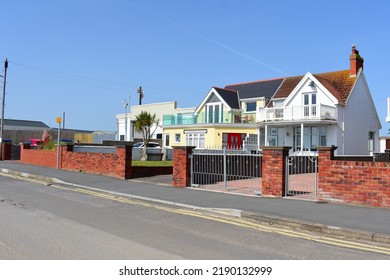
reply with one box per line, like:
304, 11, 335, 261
20, 145, 57, 168
20, 145, 133, 179
318, 147, 390, 208
61, 145, 132, 179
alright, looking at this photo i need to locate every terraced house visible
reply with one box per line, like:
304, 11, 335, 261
163, 46, 381, 155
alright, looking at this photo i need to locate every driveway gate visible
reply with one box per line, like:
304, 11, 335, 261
285, 151, 318, 199
191, 147, 262, 195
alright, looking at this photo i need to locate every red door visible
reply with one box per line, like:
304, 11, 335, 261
227, 133, 243, 149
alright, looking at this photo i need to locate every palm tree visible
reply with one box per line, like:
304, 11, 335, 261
134, 111, 159, 160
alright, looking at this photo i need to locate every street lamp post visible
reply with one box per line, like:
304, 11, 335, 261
0, 58, 8, 161
122, 98, 129, 141
56, 117, 62, 169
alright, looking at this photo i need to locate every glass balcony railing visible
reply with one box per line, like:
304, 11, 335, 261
163, 114, 197, 125
257, 104, 337, 122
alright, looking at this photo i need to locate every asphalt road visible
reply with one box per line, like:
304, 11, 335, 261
1, 175, 389, 260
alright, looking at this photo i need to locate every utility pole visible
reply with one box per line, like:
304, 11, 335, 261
0, 58, 8, 161
137, 86, 143, 105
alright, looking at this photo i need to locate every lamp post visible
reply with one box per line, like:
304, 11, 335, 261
56, 117, 62, 169
0, 58, 8, 161
122, 98, 129, 141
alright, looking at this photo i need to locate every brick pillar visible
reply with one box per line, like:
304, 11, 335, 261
1, 143, 12, 160
116, 145, 133, 179
261, 146, 291, 197
317, 146, 337, 199
172, 146, 195, 188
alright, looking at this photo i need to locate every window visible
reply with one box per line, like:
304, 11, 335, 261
205, 103, 222, 123
293, 126, 326, 151
120, 135, 124, 141
246, 102, 256, 112
164, 134, 170, 147
175, 133, 181, 143
268, 128, 285, 146
369, 132, 375, 152
156, 133, 162, 139
303, 93, 317, 117
186, 133, 205, 148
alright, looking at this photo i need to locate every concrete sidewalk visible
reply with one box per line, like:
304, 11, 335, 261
1, 161, 389, 244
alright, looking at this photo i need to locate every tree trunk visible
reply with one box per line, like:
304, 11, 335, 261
140, 146, 148, 161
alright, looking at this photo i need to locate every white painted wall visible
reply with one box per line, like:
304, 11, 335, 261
387, 97, 390, 122
285, 76, 336, 108
116, 101, 195, 143
343, 75, 381, 155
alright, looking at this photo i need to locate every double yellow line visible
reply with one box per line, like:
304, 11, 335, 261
49, 183, 390, 256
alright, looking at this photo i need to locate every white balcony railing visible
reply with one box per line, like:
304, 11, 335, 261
257, 104, 337, 122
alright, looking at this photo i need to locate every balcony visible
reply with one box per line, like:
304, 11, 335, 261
163, 112, 256, 126
163, 113, 197, 126
257, 104, 337, 123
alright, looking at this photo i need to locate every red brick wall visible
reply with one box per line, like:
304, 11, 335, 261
172, 146, 195, 188
20, 145, 133, 179
61, 145, 132, 179
261, 147, 290, 197
20, 146, 57, 168
318, 147, 390, 208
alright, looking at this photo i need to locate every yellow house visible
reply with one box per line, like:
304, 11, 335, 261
163, 80, 283, 149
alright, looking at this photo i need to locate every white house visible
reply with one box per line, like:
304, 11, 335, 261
116, 101, 195, 144
257, 46, 382, 155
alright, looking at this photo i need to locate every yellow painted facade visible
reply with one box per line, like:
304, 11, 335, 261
163, 125, 257, 147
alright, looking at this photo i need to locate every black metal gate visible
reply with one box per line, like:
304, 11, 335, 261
191, 147, 262, 195
285, 151, 318, 199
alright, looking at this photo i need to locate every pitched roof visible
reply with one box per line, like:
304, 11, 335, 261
271, 70, 357, 105
1, 119, 50, 131
271, 76, 303, 99
213, 87, 240, 109
225, 78, 284, 99
313, 70, 357, 105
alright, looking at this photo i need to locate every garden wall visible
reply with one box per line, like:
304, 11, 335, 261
20, 144, 132, 179
318, 147, 390, 208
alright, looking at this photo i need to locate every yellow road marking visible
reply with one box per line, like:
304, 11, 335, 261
48, 183, 390, 256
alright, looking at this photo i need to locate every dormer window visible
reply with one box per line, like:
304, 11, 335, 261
246, 102, 256, 112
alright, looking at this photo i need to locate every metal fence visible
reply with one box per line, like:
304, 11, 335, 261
286, 152, 318, 198
191, 147, 262, 195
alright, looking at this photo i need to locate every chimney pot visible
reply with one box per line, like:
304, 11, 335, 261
350, 45, 364, 77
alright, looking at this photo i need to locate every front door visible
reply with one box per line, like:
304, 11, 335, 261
227, 133, 243, 149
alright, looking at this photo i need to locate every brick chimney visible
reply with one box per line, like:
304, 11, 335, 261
349, 45, 364, 77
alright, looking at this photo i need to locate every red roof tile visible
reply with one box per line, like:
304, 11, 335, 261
271, 69, 357, 105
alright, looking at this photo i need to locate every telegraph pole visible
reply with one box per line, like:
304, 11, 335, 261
0, 58, 8, 161
137, 86, 143, 105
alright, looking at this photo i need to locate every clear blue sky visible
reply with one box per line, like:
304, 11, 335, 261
1, 0, 390, 135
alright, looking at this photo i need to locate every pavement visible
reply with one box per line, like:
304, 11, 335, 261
1, 160, 390, 245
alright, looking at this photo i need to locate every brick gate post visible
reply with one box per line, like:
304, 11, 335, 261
116, 145, 133, 179
172, 146, 195, 188
261, 146, 291, 197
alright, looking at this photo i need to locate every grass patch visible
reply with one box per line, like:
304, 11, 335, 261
132, 160, 173, 167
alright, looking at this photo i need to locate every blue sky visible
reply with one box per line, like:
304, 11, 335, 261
1, 0, 390, 135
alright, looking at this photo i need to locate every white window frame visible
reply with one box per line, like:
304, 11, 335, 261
184, 130, 206, 148
205, 102, 222, 123
303, 92, 317, 117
